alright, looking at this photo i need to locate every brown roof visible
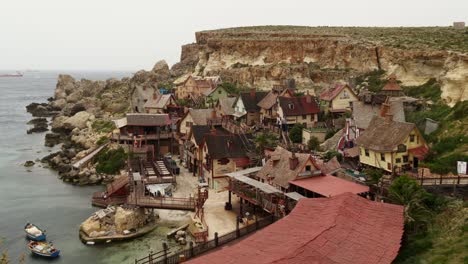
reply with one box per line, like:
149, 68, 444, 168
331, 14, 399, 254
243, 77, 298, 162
278, 96, 320, 116
202, 134, 252, 159
187, 192, 404, 264
382, 75, 402, 91
257, 147, 320, 189
125, 113, 171, 126
189, 108, 219, 125
257, 91, 278, 109
355, 116, 415, 152
352, 101, 405, 129
144, 94, 175, 109
239, 91, 269, 112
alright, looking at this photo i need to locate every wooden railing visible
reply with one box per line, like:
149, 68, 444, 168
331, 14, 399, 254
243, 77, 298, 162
126, 195, 196, 211
111, 132, 173, 141
135, 215, 276, 264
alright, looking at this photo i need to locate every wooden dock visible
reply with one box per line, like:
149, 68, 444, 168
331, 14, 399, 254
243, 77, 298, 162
72, 143, 109, 169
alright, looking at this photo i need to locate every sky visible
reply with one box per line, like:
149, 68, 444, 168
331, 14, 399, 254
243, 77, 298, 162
0, 0, 466, 71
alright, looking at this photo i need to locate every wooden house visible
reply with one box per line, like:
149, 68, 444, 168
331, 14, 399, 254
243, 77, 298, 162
233, 89, 268, 126
277, 93, 320, 128
143, 93, 179, 114
380, 74, 404, 97
257, 89, 294, 126
204, 86, 229, 107
355, 113, 428, 173
175, 75, 219, 100
320, 84, 358, 114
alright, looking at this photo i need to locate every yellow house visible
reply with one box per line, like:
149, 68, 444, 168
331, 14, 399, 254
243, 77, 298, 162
320, 84, 358, 113
355, 115, 428, 173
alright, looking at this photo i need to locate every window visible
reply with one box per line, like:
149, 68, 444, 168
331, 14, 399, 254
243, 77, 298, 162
410, 135, 415, 142
305, 165, 311, 171
340, 90, 349, 99
396, 158, 401, 163
288, 103, 294, 109
302, 115, 306, 120
380, 153, 385, 161
218, 90, 222, 94
397, 144, 407, 153
403, 155, 409, 163
310, 115, 314, 121
365, 149, 369, 157
185, 121, 192, 128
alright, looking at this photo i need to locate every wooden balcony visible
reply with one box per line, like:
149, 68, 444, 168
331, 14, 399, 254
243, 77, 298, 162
111, 132, 174, 141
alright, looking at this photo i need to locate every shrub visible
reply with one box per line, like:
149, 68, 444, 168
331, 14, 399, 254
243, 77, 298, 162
92, 120, 115, 133
94, 147, 127, 175
402, 78, 442, 102
354, 69, 386, 92
324, 129, 337, 140
289, 124, 304, 143
324, 150, 343, 162
96, 136, 109, 146
307, 136, 321, 151
364, 168, 383, 184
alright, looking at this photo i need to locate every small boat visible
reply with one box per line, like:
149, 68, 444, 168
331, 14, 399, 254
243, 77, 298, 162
0, 71, 23, 77
24, 223, 46, 241
27, 241, 60, 258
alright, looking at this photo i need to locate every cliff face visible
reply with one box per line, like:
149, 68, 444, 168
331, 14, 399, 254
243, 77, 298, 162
174, 29, 467, 105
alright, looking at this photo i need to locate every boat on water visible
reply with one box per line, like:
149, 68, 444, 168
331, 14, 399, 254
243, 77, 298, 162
0, 71, 23, 77
24, 223, 46, 241
27, 241, 60, 258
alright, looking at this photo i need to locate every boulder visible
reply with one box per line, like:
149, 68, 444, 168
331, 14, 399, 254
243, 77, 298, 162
152, 60, 171, 81
63, 111, 95, 130
45, 133, 62, 147
51, 98, 67, 109
24, 161, 35, 167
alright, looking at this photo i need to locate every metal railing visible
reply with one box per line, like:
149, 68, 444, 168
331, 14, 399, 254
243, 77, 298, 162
135, 214, 275, 264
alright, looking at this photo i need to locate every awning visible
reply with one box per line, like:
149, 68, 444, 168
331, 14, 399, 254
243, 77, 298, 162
408, 146, 429, 160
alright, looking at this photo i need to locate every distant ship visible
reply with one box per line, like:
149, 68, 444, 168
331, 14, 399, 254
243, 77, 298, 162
0, 71, 23, 77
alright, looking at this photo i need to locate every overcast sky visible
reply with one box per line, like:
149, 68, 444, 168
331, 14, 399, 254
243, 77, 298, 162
0, 0, 466, 71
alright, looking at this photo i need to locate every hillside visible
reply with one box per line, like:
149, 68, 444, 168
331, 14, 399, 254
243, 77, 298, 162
173, 26, 468, 106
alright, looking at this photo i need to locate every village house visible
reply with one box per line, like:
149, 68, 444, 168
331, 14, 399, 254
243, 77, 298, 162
320, 83, 358, 114
277, 93, 320, 128
257, 88, 294, 126
256, 147, 368, 197
215, 97, 236, 118
186, 192, 404, 264
178, 108, 220, 135
143, 93, 179, 114
233, 89, 268, 126
355, 113, 428, 173
112, 113, 176, 159
174, 75, 220, 101
199, 132, 254, 189
204, 86, 230, 107
380, 74, 404, 97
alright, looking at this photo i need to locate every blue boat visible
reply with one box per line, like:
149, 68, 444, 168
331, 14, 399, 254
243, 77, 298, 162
24, 223, 46, 241
27, 241, 60, 258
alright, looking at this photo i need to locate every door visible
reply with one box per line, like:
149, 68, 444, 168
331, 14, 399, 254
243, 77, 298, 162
413, 157, 419, 168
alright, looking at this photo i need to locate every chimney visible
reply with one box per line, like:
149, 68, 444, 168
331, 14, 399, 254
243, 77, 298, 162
289, 152, 299, 170
250, 88, 256, 98
385, 113, 393, 123
380, 97, 390, 117
305, 90, 312, 104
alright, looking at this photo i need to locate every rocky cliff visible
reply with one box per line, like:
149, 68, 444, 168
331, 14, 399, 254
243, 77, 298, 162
174, 27, 467, 105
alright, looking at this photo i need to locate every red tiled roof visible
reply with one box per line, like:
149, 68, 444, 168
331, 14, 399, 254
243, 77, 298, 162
382, 75, 402, 91
290, 175, 369, 197
320, 84, 355, 101
186, 193, 404, 264
278, 96, 320, 116
408, 145, 429, 160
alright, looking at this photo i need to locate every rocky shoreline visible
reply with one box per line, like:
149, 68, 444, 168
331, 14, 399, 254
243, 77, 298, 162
24, 60, 176, 185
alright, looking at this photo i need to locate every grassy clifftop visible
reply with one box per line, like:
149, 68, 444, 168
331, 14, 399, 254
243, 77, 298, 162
201, 26, 468, 53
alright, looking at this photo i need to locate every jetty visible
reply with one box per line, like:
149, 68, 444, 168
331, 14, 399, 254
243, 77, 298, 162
73, 142, 109, 169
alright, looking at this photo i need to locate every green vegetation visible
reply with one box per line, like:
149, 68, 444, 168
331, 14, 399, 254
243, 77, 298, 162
392, 177, 467, 263
307, 136, 320, 151
254, 131, 279, 152
289, 124, 304, 143
218, 82, 248, 95
323, 150, 343, 162
354, 69, 386, 92
324, 129, 338, 140
204, 26, 468, 53
364, 168, 383, 184
402, 78, 441, 102
96, 135, 110, 146
92, 120, 115, 133
176, 98, 190, 107
94, 147, 127, 175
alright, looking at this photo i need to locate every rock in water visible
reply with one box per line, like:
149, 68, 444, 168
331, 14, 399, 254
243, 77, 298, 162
27, 117, 48, 134
24, 161, 35, 167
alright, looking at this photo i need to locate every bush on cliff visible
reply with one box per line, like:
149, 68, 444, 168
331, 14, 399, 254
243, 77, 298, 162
402, 78, 442, 102
289, 124, 304, 143
94, 147, 127, 175
92, 120, 115, 133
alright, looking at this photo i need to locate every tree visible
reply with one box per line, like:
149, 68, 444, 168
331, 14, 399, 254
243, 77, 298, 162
254, 131, 278, 152
323, 150, 343, 162
289, 124, 304, 143
307, 136, 320, 151
364, 168, 383, 184
389, 175, 432, 227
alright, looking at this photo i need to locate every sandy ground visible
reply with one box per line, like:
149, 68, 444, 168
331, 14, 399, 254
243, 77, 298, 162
156, 156, 242, 239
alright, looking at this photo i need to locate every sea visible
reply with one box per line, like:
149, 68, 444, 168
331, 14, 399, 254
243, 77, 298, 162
0, 71, 173, 264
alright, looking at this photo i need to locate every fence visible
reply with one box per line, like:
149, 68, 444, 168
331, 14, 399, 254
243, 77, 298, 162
135, 214, 276, 264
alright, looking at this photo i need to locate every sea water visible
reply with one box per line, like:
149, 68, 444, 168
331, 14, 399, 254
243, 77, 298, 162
0, 71, 174, 264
